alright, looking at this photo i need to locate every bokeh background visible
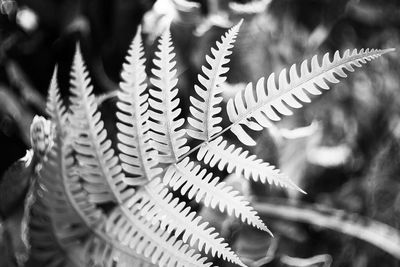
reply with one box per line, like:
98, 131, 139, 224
1, 0, 400, 266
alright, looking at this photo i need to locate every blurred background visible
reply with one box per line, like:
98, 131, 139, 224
1, 0, 400, 266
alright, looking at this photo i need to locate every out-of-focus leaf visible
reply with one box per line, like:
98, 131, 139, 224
0, 220, 18, 267
0, 0, 17, 15
307, 144, 351, 167
5, 61, 46, 114
0, 150, 34, 219
229, 0, 272, 15
0, 85, 36, 145
194, 13, 232, 36
143, 0, 176, 42
254, 199, 400, 260
281, 254, 332, 267
16, 7, 39, 33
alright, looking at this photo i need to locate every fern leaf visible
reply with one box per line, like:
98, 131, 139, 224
41, 67, 103, 230
34, 71, 104, 266
227, 48, 394, 146
29, 195, 83, 267
69, 45, 127, 203
39, 133, 102, 239
82, 234, 155, 267
64, 45, 208, 266
148, 29, 189, 163
187, 19, 242, 141
197, 136, 304, 193
117, 27, 162, 183
43, 69, 153, 266
46, 66, 67, 131
163, 158, 270, 235
125, 178, 245, 266
105, 206, 212, 267
67, 45, 198, 266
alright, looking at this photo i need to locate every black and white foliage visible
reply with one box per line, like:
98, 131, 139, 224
29, 20, 392, 267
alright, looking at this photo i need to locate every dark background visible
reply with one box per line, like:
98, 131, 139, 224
1, 0, 400, 266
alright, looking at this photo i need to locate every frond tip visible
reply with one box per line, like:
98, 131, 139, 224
148, 29, 189, 163
227, 48, 395, 146
197, 136, 305, 194
187, 19, 243, 141
69, 45, 124, 204
116, 27, 162, 183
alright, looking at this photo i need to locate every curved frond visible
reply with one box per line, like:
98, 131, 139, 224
82, 234, 155, 267
39, 137, 102, 240
42, 66, 153, 266
29, 195, 83, 267
187, 20, 242, 141
69, 45, 126, 203
197, 136, 304, 193
105, 206, 212, 267
125, 178, 244, 266
41, 67, 104, 233
64, 44, 197, 267
148, 29, 189, 163
164, 158, 270, 235
34, 74, 103, 266
117, 27, 161, 183
227, 48, 394, 146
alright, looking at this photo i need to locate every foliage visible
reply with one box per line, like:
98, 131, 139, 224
19, 18, 393, 267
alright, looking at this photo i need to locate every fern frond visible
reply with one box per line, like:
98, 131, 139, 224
227, 48, 394, 146
82, 234, 155, 267
68, 45, 198, 266
105, 206, 212, 267
164, 158, 270, 235
197, 136, 304, 193
34, 71, 104, 267
66, 48, 158, 265
41, 67, 103, 231
43, 68, 153, 266
32, 21, 395, 267
66, 45, 208, 266
117, 27, 161, 183
46, 66, 67, 131
148, 29, 189, 163
69, 46, 126, 203
125, 178, 245, 266
39, 139, 102, 240
29, 195, 83, 267
187, 20, 242, 141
